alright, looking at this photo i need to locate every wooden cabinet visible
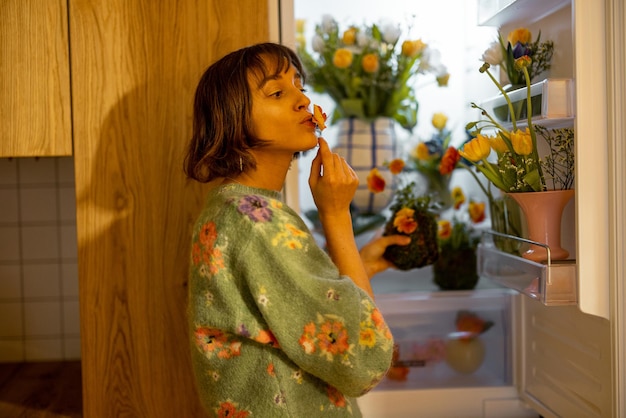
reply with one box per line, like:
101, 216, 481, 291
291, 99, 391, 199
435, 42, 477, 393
71, 1, 272, 416
0, 0, 72, 157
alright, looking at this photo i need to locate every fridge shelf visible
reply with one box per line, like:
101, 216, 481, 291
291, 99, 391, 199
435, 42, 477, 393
477, 231, 577, 306
480, 78, 575, 129
477, 0, 570, 26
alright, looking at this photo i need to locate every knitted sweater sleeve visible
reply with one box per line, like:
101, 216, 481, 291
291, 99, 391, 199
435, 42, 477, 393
190, 188, 394, 399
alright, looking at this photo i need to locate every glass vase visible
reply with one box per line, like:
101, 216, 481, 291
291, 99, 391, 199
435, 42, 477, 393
489, 195, 523, 255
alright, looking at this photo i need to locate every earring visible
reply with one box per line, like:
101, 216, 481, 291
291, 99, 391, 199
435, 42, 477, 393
239, 157, 243, 171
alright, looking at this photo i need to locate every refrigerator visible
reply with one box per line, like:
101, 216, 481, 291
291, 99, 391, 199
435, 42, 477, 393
275, 0, 626, 416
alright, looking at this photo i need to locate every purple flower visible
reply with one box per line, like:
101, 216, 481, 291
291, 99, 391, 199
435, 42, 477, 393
237, 195, 273, 222
512, 42, 531, 59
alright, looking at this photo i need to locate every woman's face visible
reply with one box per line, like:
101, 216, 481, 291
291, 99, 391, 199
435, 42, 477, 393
248, 57, 318, 155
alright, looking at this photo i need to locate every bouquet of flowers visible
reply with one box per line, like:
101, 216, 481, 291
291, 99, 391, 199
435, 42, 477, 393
296, 15, 449, 131
482, 27, 554, 86
406, 112, 463, 208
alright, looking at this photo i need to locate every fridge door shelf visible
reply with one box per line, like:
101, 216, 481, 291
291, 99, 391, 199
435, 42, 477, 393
478, 0, 570, 26
481, 78, 575, 129
477, 231, 577, 306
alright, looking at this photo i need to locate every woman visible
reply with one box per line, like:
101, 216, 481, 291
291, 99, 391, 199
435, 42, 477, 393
184, 42, 410, 417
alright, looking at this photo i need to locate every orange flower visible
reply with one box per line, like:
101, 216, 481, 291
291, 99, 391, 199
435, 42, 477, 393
312, 104, 327, 131
393, 207, 417, 234
388, 158, 405, 175
366, 167, 386, 193
437, 219, 452, 240
362, 53, 380, 73
439, 146, 460, 175
468, 201, 486, 223
455, 311, 493, 340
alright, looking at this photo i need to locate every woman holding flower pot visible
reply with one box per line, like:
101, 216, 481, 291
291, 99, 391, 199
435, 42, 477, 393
184, 42, 411, 417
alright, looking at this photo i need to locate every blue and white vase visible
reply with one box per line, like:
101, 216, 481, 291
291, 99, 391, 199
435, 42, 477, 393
332, 117, 398, 215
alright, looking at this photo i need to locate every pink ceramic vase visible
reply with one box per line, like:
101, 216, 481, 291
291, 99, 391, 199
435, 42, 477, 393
507, 190, 575, 262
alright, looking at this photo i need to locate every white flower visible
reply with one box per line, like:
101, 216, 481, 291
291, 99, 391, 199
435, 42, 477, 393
482, 41, 503, 66
381, 23, 401, 44
311, 34, 324, 53
320, 14, 337, 34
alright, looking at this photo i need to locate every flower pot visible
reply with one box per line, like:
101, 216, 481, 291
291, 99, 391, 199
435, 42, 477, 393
333, 117, 398, 214
508, 189, 575, 262
433, 247, 479, 290
445, 338, 485, 374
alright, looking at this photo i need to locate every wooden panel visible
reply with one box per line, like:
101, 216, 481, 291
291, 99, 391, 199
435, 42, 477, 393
70, 1, 270, 416
0, 0, 72, 157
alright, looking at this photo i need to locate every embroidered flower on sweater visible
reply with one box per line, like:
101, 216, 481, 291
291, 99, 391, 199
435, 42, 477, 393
236, 195, 273, 222
271, 222, 307, 249
299, 313, 354, 361
215, 400, 250, 418
191, 221, 224, 274
195, 327, 242, 360
326, 386, 348, 409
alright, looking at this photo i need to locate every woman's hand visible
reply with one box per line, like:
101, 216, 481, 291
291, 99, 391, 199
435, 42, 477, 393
360, 234, 411, 278
308, 137, 358, 218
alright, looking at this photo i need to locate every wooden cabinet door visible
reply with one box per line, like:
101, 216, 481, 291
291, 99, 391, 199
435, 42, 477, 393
70, 1, 270, 416
0, 0, 72, 157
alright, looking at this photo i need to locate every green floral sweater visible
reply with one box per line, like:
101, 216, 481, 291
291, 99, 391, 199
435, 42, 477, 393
188, 183, 394, 417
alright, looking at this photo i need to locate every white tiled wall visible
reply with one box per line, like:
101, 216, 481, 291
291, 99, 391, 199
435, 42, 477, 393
0, 157, 80, 362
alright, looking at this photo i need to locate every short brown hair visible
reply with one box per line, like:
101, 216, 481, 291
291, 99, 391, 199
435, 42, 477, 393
184, 43, 305, 182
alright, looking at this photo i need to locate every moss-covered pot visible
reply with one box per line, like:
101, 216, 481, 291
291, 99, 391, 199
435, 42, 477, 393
433, 246, 478, 290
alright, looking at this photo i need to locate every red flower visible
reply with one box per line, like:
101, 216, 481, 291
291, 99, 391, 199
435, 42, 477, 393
366, 167, 386, 193
439, 146, 461, 175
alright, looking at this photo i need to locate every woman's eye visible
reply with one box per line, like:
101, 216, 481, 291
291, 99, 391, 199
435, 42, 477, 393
270, 90, 283, 98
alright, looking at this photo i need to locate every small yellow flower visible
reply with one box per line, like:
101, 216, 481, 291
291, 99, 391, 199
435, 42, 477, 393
507, 27, 532, 45
362, 53, 380, 73
510, 128, 533, 155
401, 39, 426, 58
342, 27, 357, 45
437, 220, 452, 240
413, 142, 431, 161
459, 134, 491, 162
514, 55, 532, 71
295, 19, 306, 35
451, 186, 465, 210
431, 112, 448, 131
332, 48, 353, 69
436, 73, 450, 87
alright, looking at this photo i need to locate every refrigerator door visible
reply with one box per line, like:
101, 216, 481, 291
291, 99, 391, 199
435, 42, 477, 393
516, 298, 611, 417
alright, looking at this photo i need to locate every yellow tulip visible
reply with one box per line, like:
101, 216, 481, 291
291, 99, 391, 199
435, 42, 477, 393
510, 128, 533, 155
362, 53, 380, 73
507, 28, 532, 45
431, 112, 448, 131
459, 134, 491, 162
333, 48, 353, 69
342, 27, 357, 45
295, 19, 306, 35
401, 39, 426, 58
413, 142, 431, 161
489, 134, 507, 154
451, 186, 465, 210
